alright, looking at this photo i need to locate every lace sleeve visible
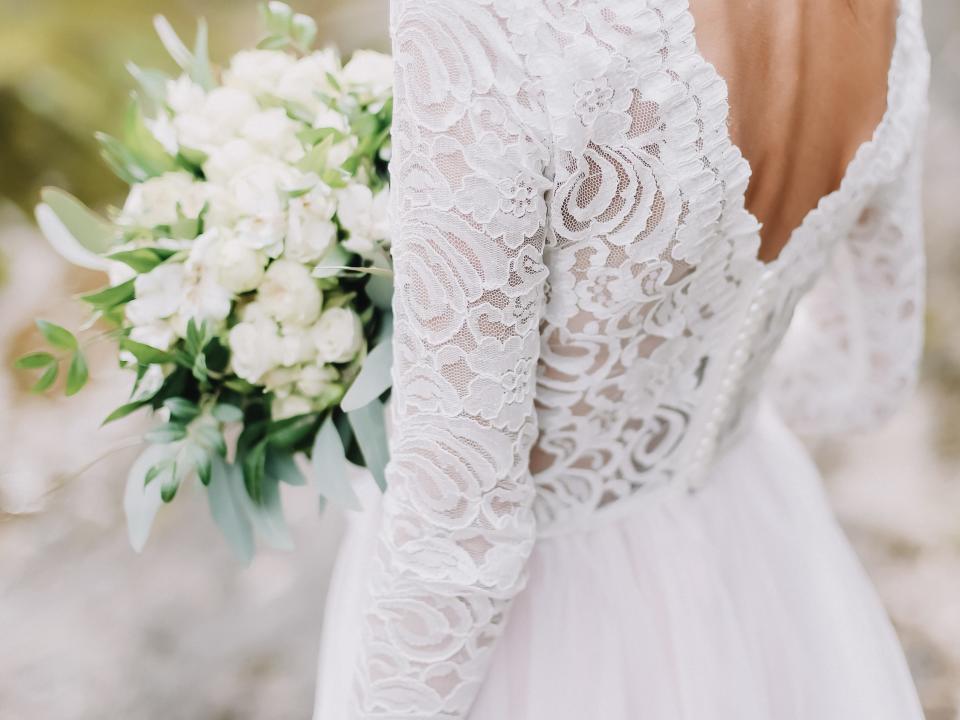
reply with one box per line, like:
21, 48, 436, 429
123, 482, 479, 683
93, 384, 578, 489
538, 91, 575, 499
350, 1, 551, 716
769, 125, 927, 436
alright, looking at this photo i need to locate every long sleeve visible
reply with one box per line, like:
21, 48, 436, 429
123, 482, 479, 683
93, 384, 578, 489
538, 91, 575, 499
349, 1, 552, 716
769, 121, 927, 436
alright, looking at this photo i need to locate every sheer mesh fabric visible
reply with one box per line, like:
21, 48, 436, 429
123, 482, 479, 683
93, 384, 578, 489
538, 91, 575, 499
350, 0, 929, 716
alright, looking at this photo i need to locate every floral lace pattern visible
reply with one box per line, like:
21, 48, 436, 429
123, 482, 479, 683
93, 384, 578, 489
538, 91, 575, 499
350, 0, 929, 716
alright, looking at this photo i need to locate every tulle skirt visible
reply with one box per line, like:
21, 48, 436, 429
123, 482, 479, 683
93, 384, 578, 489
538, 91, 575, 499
313, 401, 925, 719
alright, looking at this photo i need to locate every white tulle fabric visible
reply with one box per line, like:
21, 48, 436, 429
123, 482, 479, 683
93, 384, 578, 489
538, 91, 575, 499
319, 0, 931, 717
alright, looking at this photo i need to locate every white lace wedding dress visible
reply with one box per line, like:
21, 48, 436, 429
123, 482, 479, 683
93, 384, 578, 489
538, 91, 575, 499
314, 0, 931, 717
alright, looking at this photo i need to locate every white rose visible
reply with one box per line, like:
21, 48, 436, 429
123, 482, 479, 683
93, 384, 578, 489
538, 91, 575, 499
342, 50, 393, 100
297, 363, 339, 397
227, 160, 299, 217
276, 49, 342, 113
120, 172, 204, 228
271, 393, 314, 420
190, 229, 268, 294
240, 300, 272, 323
229, 319, 280, 384
337, 184, 390, 259
129, 322, 176, 351
313, 106, 350, 133
257, 259, 322, 326
278, 326, 316, 366
240, 108, 304, 163
127, 263, 185, 325
165, 75, 205, 114
203, 139, 265, 186
171, 276, 233, 338
172, 86, 260, 153
285, 186, 338, 263
311, 307, 363, 363
225, 50, 297, 96
262, 366, 299, 394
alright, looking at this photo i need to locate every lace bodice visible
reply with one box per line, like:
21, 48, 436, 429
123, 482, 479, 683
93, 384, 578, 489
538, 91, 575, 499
349, 0, 930, 716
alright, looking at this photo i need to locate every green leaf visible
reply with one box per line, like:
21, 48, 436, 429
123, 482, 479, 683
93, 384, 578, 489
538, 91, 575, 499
244, 474, 294, 550
120, 338, 173, 365
266, 449, 306, 486
212, 404, 244, 424
144, 460, 169, 487
108, 247, 173, 273
81, 279, 135, 310
267, 413, 318, 450
341, 338, 393, 412
160, 466, 180, 502
242, 440, 268, 504
31, 363, 59, 393
206, 456, 255, 564
124, 444, 174, 552
364, 273, 394, 309
257, 35, 289, 50
146, 423, 187, 444
102, 400, 150, 425
15, 352, 56, 370
65, 352, 89, 396
123, 97, 179, 175
224, 378, 257, 394
96, 132, 154, 184
311, 414, 362, 510
36, 188, 118, 262
163, 397, 199, 422
290, 12, 317, 51
36, 320, 77, 351
347, 399, 390, 491
153, 15, 193, 69
190, 18, 215, 90
126, 62, 169, 116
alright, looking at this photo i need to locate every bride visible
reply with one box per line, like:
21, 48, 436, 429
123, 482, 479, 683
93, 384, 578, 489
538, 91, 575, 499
315, 0, 930, 717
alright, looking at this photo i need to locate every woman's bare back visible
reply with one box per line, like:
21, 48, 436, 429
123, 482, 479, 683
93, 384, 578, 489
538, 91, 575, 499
689, 0, 898, 261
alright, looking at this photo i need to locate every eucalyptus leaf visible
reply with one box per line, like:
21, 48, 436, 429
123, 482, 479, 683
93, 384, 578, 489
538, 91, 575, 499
206, 456, 255, 564
364, 272, 394, 309
347, 400, 389, 491
341, 338, 393, 412
310, 414, 362, 510
242, 474, 294, 551
190, 18, 215, 89
124, 444, 174, 552
266, 448, 307, 486
146, 423, 187, 444
36, 188, 118, 265
212, 404, 244, 424
163, 397, 199, 422
153, 15, 194, 69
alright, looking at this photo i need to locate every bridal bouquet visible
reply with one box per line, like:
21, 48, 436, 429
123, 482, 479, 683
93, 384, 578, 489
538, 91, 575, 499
16, 3, 394, 562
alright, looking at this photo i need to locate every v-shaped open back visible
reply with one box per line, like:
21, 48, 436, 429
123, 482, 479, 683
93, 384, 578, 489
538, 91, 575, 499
685, 0, 903, 265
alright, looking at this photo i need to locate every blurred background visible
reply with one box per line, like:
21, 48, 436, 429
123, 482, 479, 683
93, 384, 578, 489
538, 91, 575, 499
0, 1, 957, 718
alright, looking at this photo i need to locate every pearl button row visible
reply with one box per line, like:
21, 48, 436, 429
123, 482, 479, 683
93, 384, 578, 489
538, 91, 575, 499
687, 273, 773, 489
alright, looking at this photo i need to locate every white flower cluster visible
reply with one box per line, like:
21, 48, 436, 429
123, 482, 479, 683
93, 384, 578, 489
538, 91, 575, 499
114, 48, 393, 419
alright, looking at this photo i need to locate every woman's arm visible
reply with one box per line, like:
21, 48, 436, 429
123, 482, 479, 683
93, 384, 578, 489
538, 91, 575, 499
769, 123, 927, 436
350, 1, 552, 716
